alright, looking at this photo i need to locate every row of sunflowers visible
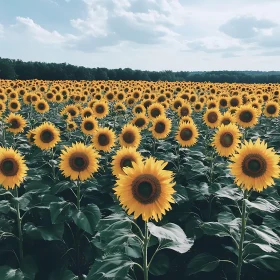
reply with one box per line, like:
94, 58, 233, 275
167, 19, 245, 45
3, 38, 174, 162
0, 79, 280, 280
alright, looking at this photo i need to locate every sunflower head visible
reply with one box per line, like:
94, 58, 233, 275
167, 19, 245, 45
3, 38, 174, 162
5, 113, 26, 134
203, 109, 221, 128
34, 122, 61, 150
93, 100, 109, 118
229, 139, 280, 191
148, 103, 165, 119
59, 142, 100, 181
234, 104, 258, 128
35, 99, 50, 114
212, 123, 241, 157
263, 101, 279, 118
119, 124, 141, 148
150, 115, 172, 139
81, 116, 98, 135
92, 127, 116, 152
114, 157, 176, 221
132, 114, 149, 130
112, 147, 143, 177
176, 121, 199, 147
0, 147, 28, 189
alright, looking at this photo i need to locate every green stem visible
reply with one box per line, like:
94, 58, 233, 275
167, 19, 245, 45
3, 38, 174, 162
143, 221, 149, 280
236, 189, 248, 280
15, 188, 23, 264
77, 180, 81, 211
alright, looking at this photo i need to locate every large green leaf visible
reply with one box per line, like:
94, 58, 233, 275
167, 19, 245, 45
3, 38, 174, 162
201, 222, 231, 237
50, 201, 76, 224
245, 255, 280, 271
246, 198, 279, 213
187, 253, 220, 275
72, 204, 101, 235
148, 222, 194, 253
149, 253, 170, 276
0, 266, 24, 280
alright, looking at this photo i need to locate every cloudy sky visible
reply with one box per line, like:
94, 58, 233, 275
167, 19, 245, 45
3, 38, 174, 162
0, 0, 280, 71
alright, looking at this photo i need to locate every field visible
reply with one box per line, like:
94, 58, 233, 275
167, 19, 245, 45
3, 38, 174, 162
0, 79, 280, 280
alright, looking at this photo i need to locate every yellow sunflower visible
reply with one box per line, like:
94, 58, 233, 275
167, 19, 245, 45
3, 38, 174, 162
234, 104, 258, 128
212, 123, 241, 157
59, 142, 100, 181
5, 113, 26, 134
26, 129, 36, 145
119, 124, 141, 148
229, 139, 280, 192
221, 111, 234, 126
0, 147, 28, 189
67, 121, 77, 131
150, 115, 172, 139
8, 100, 21, 112
176, 121, 198, 147
0, 101, 6, 115
203, 109, 221, 128
178, 104, 192, 117
263, 101, 279, 118
92, 127, 115, 152
114, 157, 175, 221
147, 103, 165, 119
33, 122, 61, 150
81, 116, 99, 135
112, 147, 142, 177
81, 107, 94, 119
131, 114, 149, 130
34, 99, 50, 114
92, 100, 109, 119
114, 102, 126, 113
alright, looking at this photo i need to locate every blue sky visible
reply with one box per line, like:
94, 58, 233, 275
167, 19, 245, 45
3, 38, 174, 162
0, 0, 280, 71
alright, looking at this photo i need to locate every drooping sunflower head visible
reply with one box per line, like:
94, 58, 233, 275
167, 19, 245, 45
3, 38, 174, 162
67, 121, 77, 131
119, 124, 141, 148
26, 129, 36, 144
229, 139, 280, 192
176, 121, 199, 147
212, 123, 241, 157
63, 105, 80, 118
34, 99, 50, 114
114, 157, 176, 221
5, 113, 26, 134
81, 116, 98, 135
150, 115, 172, 139
59, 142, 100, 181
131, 114, 149, 130
147, 103, 165, 119
8, 100, 21, 112
33, 122, 61, 150
234, 104, 258, 128
263, 101, 279, 118
112, 147, 143, 177
203, 109, 221, 128
92, 100, 109, 118
0, 147, 28, 190
114, 102, 127, 113
92, 127, 116, 152
221, 111, 234, 126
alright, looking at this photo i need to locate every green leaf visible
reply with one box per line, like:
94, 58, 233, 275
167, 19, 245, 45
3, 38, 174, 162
245, 255, 280, 271
217, 212, 236, 224
23, 222, 64, 241
0, 200, 12, 214
87, 254, 135, 280
187, 253, 220, 275
0, 266, 24, 280
21, 255, 38, 280
263, 216, 280, 229
148, 222, 194, 253
201, 222, 231, 237
215, 185, 242, 201
73, 204, 101, 235
50, 201, 76, 224
149, 253, 169, 276
247, 225, 280, 245
49, 269, 78, 280
246, 198, 279, 213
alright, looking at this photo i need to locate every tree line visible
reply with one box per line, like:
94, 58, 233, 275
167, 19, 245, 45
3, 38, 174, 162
0, 57, 280, 83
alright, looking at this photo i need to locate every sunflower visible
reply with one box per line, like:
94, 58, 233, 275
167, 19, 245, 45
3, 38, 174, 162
0, 147, 28, 189
133, 104, 146, 115
176, 121, 198, 147
219, 97, 229, 108
212, 124, 241, 157
5, 113, 26, 134
26, 129, 36, 145
147, 103, 165, 119
0, 92, 7, 103
229, 139, 280, 192
263, 101, 279, 118
92, 100, 109, 119
203, 109, 221, 128
229, 96, 242, 107
234, 104, 258, 128
92, 127, 115, 152
0, 101, 6, 115
119, 124, 141, 148
114, 157, 175, 221
63, 105, 80, 118
150, 115, 172, 139
131, 114, 149, 130
221, 111, 234, 125
67, 121, 77, 131
8, 100, 21, 112
59, 142, 100, 181
114, 102, 126, 113
112, 147, 142, 177
81, 107, 94, 118
34, 122, 61, 150
193, 102, 203, 112
81, 116, 98, 135
34, 99, 50, 114
178, 104, 192, 117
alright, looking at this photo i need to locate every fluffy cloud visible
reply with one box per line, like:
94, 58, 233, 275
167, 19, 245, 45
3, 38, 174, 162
16, 17, 77, 45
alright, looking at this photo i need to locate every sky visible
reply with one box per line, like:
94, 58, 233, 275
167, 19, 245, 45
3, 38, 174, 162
0, 0, 280, 71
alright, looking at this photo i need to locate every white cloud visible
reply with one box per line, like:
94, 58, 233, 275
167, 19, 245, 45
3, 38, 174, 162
16, 17, 77, 45
0, 23, 4, 38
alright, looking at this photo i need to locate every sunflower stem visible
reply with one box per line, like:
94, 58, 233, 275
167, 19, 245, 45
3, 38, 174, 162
236, 189, 248, 280
15, 187, 23, 265
76, 180, 81, 211
143, 221, 149, 280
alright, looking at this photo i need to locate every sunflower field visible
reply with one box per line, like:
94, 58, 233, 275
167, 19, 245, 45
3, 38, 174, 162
0, 80, 280, 280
